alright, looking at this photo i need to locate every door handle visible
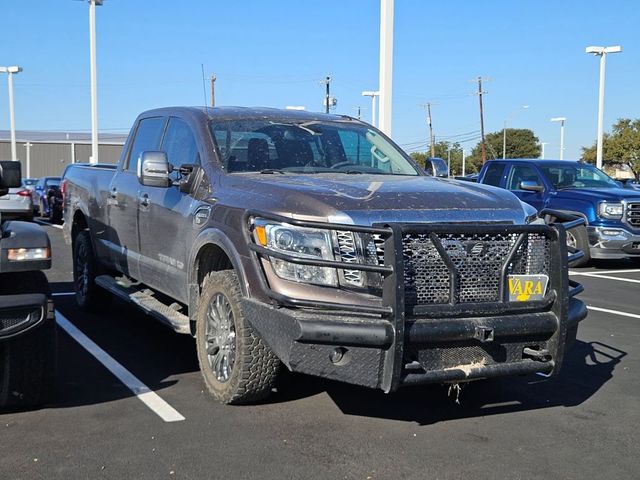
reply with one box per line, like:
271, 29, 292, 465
139, 194, 150, 207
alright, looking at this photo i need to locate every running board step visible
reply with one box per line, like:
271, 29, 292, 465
95, 275, 190, 334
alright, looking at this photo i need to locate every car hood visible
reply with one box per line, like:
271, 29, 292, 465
552, 187, 640, 203
221, 173, 531, 225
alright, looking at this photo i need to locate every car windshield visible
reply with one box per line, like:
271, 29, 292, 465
540, 164, 619, 189
209, 119, 419, 176
22, 179, 37, 186
46, 178, 61, 187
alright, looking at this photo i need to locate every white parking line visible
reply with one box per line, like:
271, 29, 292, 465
55, 311, 185, 423
587, 305, 640, 320
33, 219, 63, 230
570, 272, 640, 284
570, 268, 640, 276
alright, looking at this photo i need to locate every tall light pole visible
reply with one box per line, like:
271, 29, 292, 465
586, 45, 622, 169
24, 142, 32, 178
88, 0, 103, 164
502, 105, 529, 159
540, 142, 548, 159
362, 91, 379, 127
378, 0, 394, 136
461, 149, 466, 176
550, 117, 566, 160
0, 66, 23, 162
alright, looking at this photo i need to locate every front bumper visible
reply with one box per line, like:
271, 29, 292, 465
243, 295, 587, 391
588, 225, 640, 259
244, 212, 587, 392
0, 293, 48, 340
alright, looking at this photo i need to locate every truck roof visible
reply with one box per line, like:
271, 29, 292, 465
140, 106, 359, 123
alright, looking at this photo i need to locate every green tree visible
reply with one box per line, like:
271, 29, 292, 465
581, 118, 640, 179
465, 128, 541, 168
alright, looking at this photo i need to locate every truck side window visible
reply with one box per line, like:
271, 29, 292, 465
482, 163, 505, 186
127, 117, 166, 173
162, 118, 199, 167
507, 165, 542, 190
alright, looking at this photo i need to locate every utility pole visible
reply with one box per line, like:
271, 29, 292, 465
210, 74, 216, 107
540, 142, 548, 159
462, 149, 466, 176
447, 148, 451, 177
477, 77, 487, 164
88, 0, 103, 164
24, 142, 32, 178
427, 103, 435, 157
324, 76, 331, 113
378, 0, 394, 136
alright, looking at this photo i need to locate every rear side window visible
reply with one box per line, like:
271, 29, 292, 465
162, 118, 199, 167
127, 117, 166, 172
482, 163, 505, 186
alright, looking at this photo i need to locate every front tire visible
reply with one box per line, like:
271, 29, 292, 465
0, 271, 57, 408
566, 225, 591, 267
73, 230, 111, 311
195, 271, 280, 404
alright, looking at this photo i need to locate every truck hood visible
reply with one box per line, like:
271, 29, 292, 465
552, 187, 640, 203
222, 173, 532, 225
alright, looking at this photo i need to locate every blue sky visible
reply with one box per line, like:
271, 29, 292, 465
0, 0, 638, 159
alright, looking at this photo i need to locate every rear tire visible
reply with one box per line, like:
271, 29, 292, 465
195, 271, 280, 404
0, 272, 57, 408
73, 230, 111, 311
566, 225, 590, 267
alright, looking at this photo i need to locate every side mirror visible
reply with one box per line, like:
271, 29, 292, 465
138, 151, 172, 188
520, 180, 544, 192
0, 160, 22, 197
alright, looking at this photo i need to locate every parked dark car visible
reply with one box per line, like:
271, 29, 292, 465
63, 107, 586, 404
617, 178, 640, 191
32, 176, 62, 222
478, 159, 640, 265
0, 161, 56, 408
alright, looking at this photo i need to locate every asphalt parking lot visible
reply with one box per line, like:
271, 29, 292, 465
1, 221, 639, 480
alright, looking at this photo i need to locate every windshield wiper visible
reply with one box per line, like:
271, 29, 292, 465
259, 168, 286, 174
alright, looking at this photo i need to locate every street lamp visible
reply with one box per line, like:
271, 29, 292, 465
502, 105, 529, 159
88, 0, 103, 164
540, 142, 548, 159
362, 91, 380, 127
0, 66, 23, 162
586, 45, 623, 169
550, 117, 566, 160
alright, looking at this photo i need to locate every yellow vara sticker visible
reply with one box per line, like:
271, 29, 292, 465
508, 275, 549, 302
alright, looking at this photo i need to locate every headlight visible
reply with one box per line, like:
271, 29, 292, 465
7, 247, 50, 261
253, 220, 337, 286
598, 202, 624, 219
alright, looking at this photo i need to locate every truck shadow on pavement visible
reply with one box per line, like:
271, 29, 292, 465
270, 340, 626, 425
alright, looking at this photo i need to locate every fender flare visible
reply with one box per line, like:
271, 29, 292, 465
188, 228, 251, 298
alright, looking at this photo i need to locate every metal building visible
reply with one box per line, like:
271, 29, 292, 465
0, 130, 126, 178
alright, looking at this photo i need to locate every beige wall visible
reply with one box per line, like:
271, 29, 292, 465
0, 141, 122, 178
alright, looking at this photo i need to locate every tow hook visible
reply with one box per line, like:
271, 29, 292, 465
523, 347, 551, 362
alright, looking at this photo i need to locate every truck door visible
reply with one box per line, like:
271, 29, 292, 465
137, 117, 200, 302
107, 116, 166, 280
505, 164, 546, 211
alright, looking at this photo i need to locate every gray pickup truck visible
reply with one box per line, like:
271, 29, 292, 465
63, 107, 587, 404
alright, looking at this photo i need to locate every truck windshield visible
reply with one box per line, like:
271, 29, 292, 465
209, 119, 419, 176
540, 164, 619, 189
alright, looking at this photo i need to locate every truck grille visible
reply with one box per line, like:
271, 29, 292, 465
403, 232, 550, 306
627, 202, 640, 227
